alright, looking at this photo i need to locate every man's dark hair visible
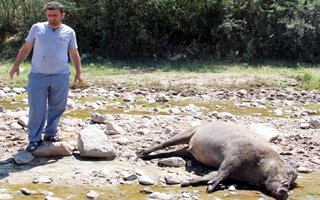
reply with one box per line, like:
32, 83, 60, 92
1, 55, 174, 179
44, 2, 64, 13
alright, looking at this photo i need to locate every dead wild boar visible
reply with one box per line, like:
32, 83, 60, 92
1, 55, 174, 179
137, 121, 297, 199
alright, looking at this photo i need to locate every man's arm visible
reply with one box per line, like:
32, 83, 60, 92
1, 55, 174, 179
10, 42, 33, 79
69, 49, 83, 85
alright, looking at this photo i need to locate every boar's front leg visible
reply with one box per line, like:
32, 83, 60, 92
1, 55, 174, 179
181, 171, 218, 187
206, 150, 252, 192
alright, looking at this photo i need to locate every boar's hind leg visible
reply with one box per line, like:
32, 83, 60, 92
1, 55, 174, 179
139, 147, 194, 160
136, 126, 198, 158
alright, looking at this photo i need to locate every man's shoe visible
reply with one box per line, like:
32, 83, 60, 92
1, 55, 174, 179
26, 140, 43, 152
43, 135, 61, 142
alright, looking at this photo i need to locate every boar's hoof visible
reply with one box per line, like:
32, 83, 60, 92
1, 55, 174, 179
136, 149, 147, 158
206, 181, 220, 193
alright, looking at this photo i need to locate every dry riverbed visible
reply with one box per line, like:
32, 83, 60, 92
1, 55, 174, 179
0, 72, 320, 200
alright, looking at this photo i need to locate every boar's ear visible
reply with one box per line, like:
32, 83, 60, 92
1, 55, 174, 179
286, 159, 299, 170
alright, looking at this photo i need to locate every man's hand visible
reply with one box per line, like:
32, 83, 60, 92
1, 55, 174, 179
74, 73, 83, 86
69, 49, 83, 87
10, 42, 33, 80
9, 65, 20, 79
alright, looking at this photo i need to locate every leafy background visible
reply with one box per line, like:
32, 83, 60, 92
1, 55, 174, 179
1, 0, 319, 62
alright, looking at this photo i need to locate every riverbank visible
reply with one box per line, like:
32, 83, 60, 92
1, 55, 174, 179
0, 71, 319, 199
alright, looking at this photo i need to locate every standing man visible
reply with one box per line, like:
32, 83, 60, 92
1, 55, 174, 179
9, 2, 83, 152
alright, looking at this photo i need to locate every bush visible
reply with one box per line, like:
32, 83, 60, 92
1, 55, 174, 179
0, 0, 319, 62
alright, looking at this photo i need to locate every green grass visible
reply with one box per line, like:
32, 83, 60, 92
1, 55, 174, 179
1, 60, 320, 90
296, 69, 320, 89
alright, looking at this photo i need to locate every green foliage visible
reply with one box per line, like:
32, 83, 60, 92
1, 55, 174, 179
0, 0, 320, 62
0, 0, 47, 57
301, 70, 313, 81
298, 70, 320, 89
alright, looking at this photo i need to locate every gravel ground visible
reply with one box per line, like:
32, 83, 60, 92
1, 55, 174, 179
0, 72, 319, 199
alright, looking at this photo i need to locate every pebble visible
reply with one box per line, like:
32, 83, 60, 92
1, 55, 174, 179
17, 116, 28, 127
300, 123, 311, 129
86, 190, 99, 199
123, 173, 138, 181
181, 192, 191, 198
20, 188, 32, 195
149, 192, 174, 200
158, 157, 186, 167
297, 166, 312, 173
138, 175, 155, 185
91, 113, 106, 124
33, 175, 53, 184
140, 188, 153, 194
0, 105, 5, 112
164, 173, 182, 185
228, 185, 236, 191
45, 197, 62, 200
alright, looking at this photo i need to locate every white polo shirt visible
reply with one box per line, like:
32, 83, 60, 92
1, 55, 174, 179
26, 22, 78, 74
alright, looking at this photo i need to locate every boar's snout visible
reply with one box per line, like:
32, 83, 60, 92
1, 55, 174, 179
275, 186, 289, 200
265, 179, 290, 200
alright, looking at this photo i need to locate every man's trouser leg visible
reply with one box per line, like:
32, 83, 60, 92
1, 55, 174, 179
44, 73, 69, 136
27, 73, 50, 142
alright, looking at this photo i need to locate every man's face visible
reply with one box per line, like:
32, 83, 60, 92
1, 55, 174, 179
45, 9, 65, 27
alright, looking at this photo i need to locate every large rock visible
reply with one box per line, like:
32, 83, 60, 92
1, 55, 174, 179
77, 125, 117, 159
14, 150, 34, 164
248, 123, 279, 142
32, 141, 74, 157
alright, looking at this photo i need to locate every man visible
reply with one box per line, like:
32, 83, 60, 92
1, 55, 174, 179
9, 2, 83, 152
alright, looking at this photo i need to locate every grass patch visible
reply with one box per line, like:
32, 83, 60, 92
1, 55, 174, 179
296, 69, 320, 89
1, 60, 320, 90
